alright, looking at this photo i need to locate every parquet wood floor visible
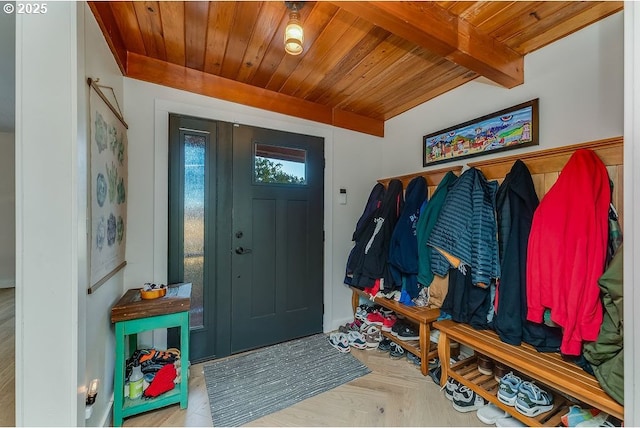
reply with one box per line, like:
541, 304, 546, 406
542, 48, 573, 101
0, 288, 478, 427
124, 341, 479, 427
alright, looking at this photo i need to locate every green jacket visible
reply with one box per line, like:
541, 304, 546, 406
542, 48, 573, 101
583, 244, 623, 405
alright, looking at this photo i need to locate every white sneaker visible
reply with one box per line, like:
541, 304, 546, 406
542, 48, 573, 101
452, 386, 486, 412
476, 403, 509, 424
495, 416, 526, 427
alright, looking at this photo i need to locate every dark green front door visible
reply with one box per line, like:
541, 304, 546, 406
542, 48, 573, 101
168, 115, 324, 360
230, 124, 324, 353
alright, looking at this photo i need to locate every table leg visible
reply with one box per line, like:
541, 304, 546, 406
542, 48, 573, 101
113, 322, 126, 427
179, 311, 189, 409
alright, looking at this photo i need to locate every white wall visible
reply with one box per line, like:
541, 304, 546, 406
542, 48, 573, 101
122, 11, 625, 339
81, 3, 126, 426
15, 2, 82, 425
0, 132, 14, 288
15, 3, 125, 426
383, 12, 624, 177
623, 2, 639, 424
122, 79, 384, 346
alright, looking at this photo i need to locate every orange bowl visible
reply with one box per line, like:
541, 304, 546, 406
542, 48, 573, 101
140, 287, 167, 300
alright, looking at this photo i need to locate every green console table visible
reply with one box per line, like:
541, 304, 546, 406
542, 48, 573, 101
110, 283, 191, 427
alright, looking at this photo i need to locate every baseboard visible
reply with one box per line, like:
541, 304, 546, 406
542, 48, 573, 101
0, 279, 15, 288
326, 315, 354, 333
98, 393, 113, 427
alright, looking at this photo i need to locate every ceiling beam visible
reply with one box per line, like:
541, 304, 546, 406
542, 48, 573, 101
334, 1, 524, 89
126, 53, 385, 137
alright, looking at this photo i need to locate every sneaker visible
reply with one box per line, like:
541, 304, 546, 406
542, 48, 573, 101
339, 320, 362, 333
379, 306, 394, 317
391, 320, 408, 337
562, 405, 598, 427
328, 332, 350, 353
354, 305, 370, 321
497, 372, 522, 406
354, 303, 374, 321
389, 342, 405, 359
452, 386, 486, 412
429, 365, 442, 385
576, 411, 615, 427
381, 314, 398, 332
346, 331, 367, 350
377, 338, 392, 352
442, 377, 460, 401
413, 287, 429, 306
407, 352, 421, 366
495, 416, 526, 427
477, 403, 510, 424
428, 358, 440, 370
396, 324, 419, 341
363, 325, 382, 349
366, 310, 386, 326
514, 381, 554, 417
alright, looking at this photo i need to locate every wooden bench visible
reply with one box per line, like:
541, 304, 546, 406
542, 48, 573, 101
350, 286, 441, 376
435, 320, 624, 426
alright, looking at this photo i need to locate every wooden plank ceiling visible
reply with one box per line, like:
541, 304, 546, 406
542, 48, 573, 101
89, 1, 622, 137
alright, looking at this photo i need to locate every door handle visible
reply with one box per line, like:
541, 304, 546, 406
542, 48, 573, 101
235, 246, 252, 255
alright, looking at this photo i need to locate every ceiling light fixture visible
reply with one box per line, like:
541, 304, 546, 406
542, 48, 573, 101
284, 2, 304, 56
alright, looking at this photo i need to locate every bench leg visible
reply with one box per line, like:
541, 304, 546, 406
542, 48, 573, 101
437, 330, 451, 387
351, 290, 360, 316
419, 322, 429, 376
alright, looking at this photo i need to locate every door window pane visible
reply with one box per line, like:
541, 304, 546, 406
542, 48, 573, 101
254, 143, 306, 184
184, 135, 205, 328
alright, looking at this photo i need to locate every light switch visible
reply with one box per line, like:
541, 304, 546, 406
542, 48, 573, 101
339, 188, 347, 205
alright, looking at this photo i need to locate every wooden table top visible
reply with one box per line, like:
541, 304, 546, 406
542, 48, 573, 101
111, 283, 191, 323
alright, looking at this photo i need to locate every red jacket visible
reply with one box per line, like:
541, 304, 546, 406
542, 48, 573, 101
526, 149, 610, 355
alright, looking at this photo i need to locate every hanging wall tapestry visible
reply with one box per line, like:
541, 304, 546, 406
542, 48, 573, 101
88, 78, 128, 291
423, 98, 539, 166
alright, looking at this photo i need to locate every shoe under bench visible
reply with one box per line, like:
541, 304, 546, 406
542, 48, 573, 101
350, 286, 440, 376
434, 320, 624, 426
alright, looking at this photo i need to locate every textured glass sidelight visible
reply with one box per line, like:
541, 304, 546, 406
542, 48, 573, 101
184, 135, 205, 328
254, 143, 306, 184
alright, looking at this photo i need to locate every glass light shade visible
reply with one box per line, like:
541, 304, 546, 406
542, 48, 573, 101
86, 378, 99, 405
284, 17, 304, 55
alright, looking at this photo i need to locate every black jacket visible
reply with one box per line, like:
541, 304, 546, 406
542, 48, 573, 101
494, 160, 561, 351
348, 180, 404, 289
344, 183, 385, 286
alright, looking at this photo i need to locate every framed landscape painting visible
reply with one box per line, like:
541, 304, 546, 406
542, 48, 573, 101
423, 99, 539, 166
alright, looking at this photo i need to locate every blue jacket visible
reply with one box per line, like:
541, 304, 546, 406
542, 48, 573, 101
428, 167, 500, 288
388, 176, 427, 297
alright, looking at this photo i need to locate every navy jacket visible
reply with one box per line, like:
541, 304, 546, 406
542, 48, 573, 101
388, 176, 427, 296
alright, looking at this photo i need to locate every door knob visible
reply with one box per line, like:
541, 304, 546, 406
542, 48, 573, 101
235, 247, 252, 255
